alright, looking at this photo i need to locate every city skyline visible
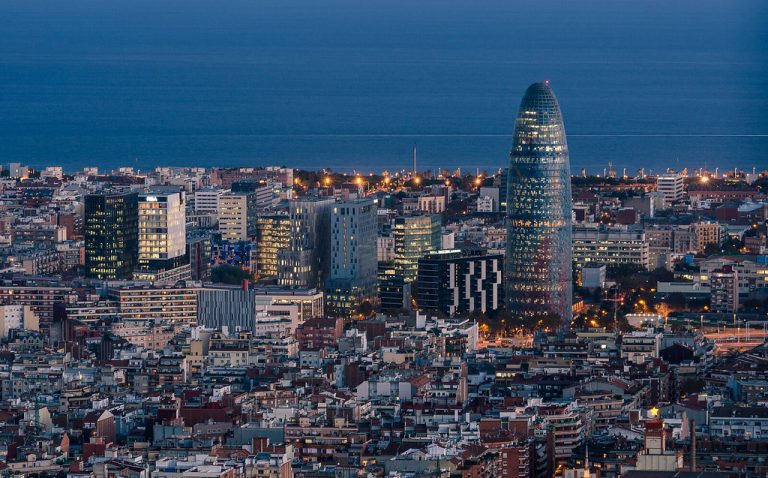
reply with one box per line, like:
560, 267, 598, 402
0, 2, 767, 477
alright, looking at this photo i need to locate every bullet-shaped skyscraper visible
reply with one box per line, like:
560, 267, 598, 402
505, 82, 572, 326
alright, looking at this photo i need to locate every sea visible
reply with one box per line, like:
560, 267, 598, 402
0, 0, 766, 175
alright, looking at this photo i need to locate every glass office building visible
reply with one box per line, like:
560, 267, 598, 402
84, 191, 139, 280
505, 82, 572, 326
393, 214, 441, 283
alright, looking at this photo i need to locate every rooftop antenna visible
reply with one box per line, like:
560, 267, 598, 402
413, 143, 417, 176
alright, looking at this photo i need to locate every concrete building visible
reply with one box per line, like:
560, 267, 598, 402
691, 221, 723, 253
572, 226, 650, 270
477, 187, 500, 213
580, 266, 606, 290
621, 330, 662, 364
377, 235, 395, 263
109, 285, 198, 323
656, 172, 685, 207
709, 406, 768, 438
0, 305, 35, 338
252, 287, 324, 321
219, 192, 259, 243
194, 187, 227, 221
620, 419, 683, 474
710, 265, 739, 313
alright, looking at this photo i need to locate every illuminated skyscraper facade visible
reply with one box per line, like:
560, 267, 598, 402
255, 213, 291, 278
84, 191, 138, 280
135, 188, 190, 283
506, 82, 572, 326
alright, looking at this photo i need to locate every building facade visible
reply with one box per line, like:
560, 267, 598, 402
136, 189, 188, 280
278, 197, 334, 289
219, 192, 259, 243
392, 214, 441, 283
505, 81, 572, 325
255, 214, 291, 279
84, 191, 139, 280
710, 265, 739, 313
417, 249, 503, 316
325, 198, 378, 317
572, 226, 650, 270
656, 173, 685, 207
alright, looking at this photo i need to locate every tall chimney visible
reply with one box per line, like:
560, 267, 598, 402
690, 419, 697, 471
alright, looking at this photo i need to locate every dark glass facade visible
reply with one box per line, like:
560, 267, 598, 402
84, 191, 139, 280
505, 82, 572, 326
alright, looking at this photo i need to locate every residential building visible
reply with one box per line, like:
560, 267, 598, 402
656, 172, 684, 207
710, 265, 739, 313
109, 285, 198, 323
219, 192, 259, 242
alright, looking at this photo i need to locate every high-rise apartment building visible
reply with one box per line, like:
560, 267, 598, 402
325, 198, 378, 317
84, 191, 139, 280
278, 197, 335, 289
417, 248, 503, 316
710, 265, 739, 313
109, 285, 198, 323
656, 172, 685, 207
506, 82, 572, 325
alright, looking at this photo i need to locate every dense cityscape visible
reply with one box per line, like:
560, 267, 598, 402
0, 80, 767, 478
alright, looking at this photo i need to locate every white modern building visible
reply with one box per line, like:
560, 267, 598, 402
656, 173, 685, 207
572, 225, 650, 270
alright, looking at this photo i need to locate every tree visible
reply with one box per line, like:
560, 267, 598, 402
606, 263, 645, 280
211, 264, 253, 285
679, 378, 705, 397
357, 301, 375, 318
667, 292, 686, 309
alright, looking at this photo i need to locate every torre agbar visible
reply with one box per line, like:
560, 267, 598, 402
505, 81, 573, 327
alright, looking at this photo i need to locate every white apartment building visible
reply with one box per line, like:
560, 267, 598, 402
218, 193, 251, 242
194, 187, 227, 217
572, 225, 650, 270
656, 173, 685, 207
